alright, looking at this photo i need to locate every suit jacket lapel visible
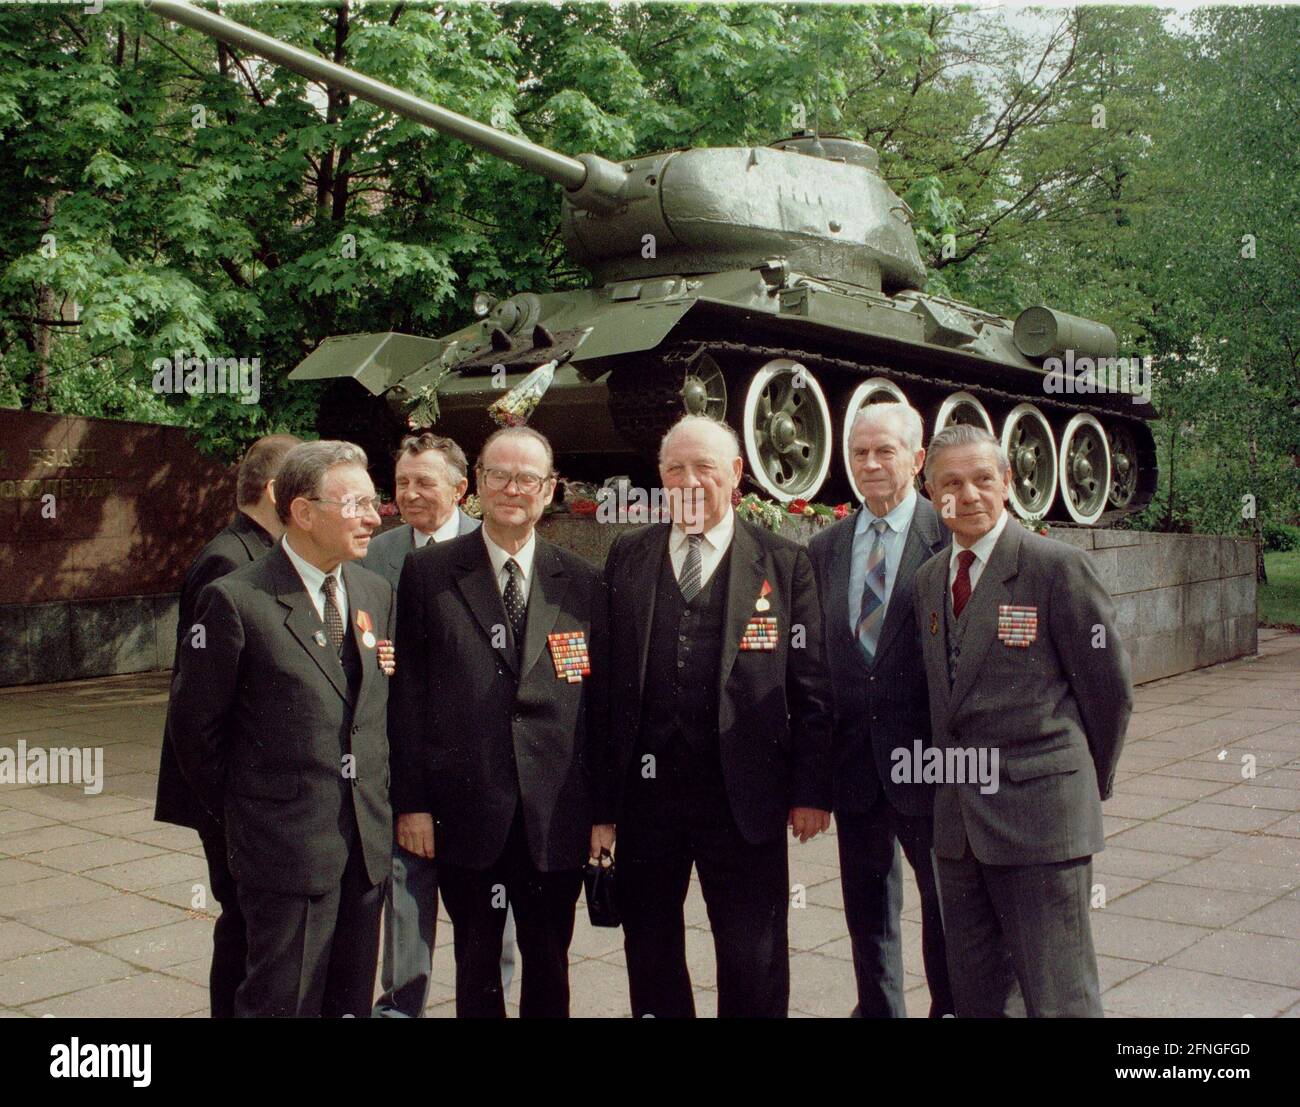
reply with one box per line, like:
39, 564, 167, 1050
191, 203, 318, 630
273, 546, 350, 703
342, 562, 376, 707
718, 520, 766, 695
453, 531, 518, 675
628, 525, 670, 699
949, 520, 1023, 711
388, 524, 415, 580
874, 501, 941, 664
827, 513, 856, 659
520, 540, 570, 680
920, 555, 952, 722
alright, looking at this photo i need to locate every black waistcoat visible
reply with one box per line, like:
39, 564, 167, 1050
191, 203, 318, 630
640, 542, 731, 758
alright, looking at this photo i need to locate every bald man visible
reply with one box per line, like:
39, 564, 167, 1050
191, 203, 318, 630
603, 415, 833, 1018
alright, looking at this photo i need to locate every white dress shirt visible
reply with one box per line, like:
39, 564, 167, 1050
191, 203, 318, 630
282, 535, 347, 626
669, 508, 736, 589
847, 489, 917, 632
482, 527, 537, 602
947, 508, 1011, 597
413, 510, 461, 549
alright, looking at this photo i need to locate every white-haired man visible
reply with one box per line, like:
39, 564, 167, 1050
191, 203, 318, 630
914, 423, 1131, 1017
604, 414, 833, 1018
807, 401, 952, 1017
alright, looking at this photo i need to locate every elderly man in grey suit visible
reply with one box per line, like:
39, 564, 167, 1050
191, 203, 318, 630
362, 431, 488, 1018
913, 424, 1132, 1017
808, 402, 952, 1017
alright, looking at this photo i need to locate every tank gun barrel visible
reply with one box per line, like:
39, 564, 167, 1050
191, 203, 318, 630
146, 1, 623, 204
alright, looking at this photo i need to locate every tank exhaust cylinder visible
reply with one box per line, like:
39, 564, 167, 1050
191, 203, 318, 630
1013, 306, 1118, 361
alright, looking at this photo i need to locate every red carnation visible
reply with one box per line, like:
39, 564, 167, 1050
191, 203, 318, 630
834, 502, 851, 519
788, 499, 808, 515
570, 499, 599, 515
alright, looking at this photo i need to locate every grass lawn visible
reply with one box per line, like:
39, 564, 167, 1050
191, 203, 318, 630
1260, 549, 1300, 629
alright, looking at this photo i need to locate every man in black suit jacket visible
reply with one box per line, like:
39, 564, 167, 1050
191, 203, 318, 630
808, 403, 952, 1017
360, 431, 484, 1019
605, 415, 833, 1018
154, 432, 299, 1018
168, 440, 395, 1018
388, 426, 609, 1018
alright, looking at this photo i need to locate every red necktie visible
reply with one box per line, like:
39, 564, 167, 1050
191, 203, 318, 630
952, 550, 976, 618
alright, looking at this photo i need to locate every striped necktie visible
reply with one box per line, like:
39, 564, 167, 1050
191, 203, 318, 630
855, 519, 890, 660
679, 534, 703, 603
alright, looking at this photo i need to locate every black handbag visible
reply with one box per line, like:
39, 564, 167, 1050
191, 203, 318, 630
583, 849, 621, 928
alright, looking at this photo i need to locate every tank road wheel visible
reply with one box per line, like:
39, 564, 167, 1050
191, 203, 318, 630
740, 359, 833, 502
934, 391, 994, 436
1058, 413, 1112, 525
1000, 403, 1058, 520
1106, 422, 1140, 511
680, 353, 727, 420
841, 377, 907, 500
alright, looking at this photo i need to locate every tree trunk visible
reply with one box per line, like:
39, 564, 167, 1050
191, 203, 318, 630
28, 194, 57, 410
1248, 427, 1268, 583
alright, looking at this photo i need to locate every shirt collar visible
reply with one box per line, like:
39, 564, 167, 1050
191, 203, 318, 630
415, 510, 461, 548
281, 535, 342, 596
482, 526, 537, 583
950, 508, 1011, 569
670, 507, 736, 554
856, 487, 917, 537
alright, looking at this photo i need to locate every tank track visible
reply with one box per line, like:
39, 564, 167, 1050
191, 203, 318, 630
609, 339, 1157, 524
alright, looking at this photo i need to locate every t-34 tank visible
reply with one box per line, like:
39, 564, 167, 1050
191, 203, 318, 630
151, 1, 1156, 523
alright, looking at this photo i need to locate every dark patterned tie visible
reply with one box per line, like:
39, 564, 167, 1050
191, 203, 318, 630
855, 519, 890, 660
679, 534, 703, 603
321, 574, 345, 653
503, 558, 527, 652
952, 550, 976, 619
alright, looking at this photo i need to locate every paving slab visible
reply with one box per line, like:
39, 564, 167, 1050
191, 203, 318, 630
1104, 880, 1274, 929
1231, 895, 1300, 940
1102, 965, 1298, 1018
1166, 930, 1300, 987
0, 945, 135, 1007
26, 969, 209, 1018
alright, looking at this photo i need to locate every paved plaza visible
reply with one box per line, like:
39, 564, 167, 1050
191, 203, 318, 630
0, 629, 1296, 1018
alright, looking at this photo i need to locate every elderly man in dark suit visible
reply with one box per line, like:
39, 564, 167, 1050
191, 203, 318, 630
808, 402, 952, 1018
154, 432, 299, 1018
914, 423, 1132, 1017
388, 426, 609, 1018
168, 440, 395, 1018
362, 431, 483, 1019
605, 414, 833, 1019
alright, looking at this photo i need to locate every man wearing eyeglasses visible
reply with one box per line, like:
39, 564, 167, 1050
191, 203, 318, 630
389, 426, 610, 1018
168, 440, 396, 1017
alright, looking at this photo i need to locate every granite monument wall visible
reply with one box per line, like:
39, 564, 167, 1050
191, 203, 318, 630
0, 409, 235, 686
